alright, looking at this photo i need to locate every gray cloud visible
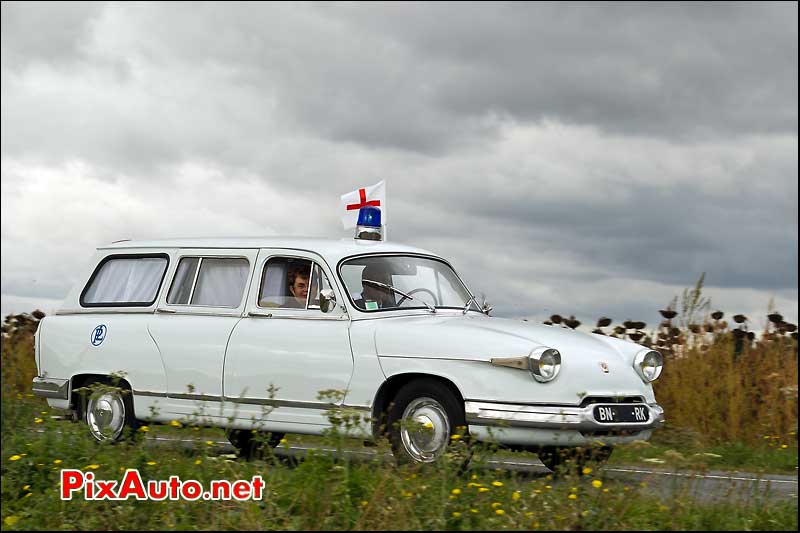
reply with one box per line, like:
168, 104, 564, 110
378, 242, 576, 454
1, 2, 797, 328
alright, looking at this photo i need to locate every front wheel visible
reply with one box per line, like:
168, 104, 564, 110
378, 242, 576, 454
387, 379, 467, 464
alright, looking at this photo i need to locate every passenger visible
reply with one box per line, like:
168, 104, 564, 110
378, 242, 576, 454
285, 265, 310, 308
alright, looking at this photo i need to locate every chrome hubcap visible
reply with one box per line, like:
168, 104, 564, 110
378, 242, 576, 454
87, 390, 126, 441
400, 397, 451, 463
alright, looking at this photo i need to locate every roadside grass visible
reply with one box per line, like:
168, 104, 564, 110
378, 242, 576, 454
3, 396, 798, 531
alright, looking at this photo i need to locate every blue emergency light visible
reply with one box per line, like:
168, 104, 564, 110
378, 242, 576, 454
357, 206, 381, 227
355, 206, 383, 241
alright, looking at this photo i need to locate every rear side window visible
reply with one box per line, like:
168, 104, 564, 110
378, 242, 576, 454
167, 257, 249, 308
81, 255, 169, 307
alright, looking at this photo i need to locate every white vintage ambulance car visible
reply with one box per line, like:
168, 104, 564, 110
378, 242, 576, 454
33, 209, 664, 467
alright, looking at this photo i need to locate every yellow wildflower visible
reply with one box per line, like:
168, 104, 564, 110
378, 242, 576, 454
603, 488, 609, 493
470, 509, 478, 513
451, 488, 462, 495
9, 455, 21, 461
139, 426, 149, 432
659, 505, 669, 512
452, 512, 462, 518
85, 464, 100, 470
206, 441, 214, 446
53, 459, 62, 464
24, 493, 32, 498
512, 491, 521, 501
471, 474, 478, 480
592, 480, 603, 489
495, 509, 505, 516
170, 420, 181, 427
478, 487, 490, 493
361, 501, 369, 507
147, 461, 157, 466
545, 485, 551, 490
23, 485, 30, 491
568, 494, 577, 500
279, 438, 287, 444
34, 418, 43, 424
582, 467, 592, 475
450, 434, 461, 440
780, 444, 788, 449
195, 459, 202, 465
5, 516, 20, 526
492, 481, 503, 487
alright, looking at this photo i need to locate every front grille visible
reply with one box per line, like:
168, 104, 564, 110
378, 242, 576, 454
578, 396, 645, 408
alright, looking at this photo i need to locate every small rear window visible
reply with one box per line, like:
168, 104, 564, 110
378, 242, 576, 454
81, 254, 169, 307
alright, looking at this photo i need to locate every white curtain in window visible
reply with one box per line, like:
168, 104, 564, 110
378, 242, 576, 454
262, 261, 288, 301
191, 258, 249, 307
167, 258, 199, 304
83, 258, 167, 304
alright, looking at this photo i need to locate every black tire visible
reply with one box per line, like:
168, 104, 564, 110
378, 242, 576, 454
538, 446, 613, 475
226, 429, 285, 460
79, 379, 139, 443
387, 378, 467, 465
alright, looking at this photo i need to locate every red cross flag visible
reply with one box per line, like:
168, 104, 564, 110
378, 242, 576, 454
340, 180, 386, 229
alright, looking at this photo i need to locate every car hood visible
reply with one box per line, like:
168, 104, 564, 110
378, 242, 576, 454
373, 313, 637, 364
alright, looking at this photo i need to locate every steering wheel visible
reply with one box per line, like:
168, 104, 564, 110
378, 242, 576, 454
397, 287, 437, 307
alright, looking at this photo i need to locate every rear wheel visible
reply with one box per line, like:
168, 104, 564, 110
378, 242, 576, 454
387, 379, 467, 465
81, 380, 139, 442
226, 429, 285, 460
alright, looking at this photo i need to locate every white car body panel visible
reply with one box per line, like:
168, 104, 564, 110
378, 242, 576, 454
34, 236, 664, 448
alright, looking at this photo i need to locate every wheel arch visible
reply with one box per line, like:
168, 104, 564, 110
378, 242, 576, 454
371, 372, 465, 439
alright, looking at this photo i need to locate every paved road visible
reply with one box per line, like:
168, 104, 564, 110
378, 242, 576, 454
148, 435, 798, 503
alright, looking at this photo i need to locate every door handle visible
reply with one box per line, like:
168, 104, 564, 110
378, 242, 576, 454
248, 311, 273, 318
156, 308, 176, 313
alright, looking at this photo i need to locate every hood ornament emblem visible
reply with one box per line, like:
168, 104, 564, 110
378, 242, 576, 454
599, 362, 609, 373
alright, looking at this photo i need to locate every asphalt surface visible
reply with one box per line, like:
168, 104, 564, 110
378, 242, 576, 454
147, 435, 799, 503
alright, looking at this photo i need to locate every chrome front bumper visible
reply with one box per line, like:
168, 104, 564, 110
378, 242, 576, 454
31, 377, 70, 400
465, 400, 665, 432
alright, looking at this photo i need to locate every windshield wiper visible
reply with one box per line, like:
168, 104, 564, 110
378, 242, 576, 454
361, 279, 436, 313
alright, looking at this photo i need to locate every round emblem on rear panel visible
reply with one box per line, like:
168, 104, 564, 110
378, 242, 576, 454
599, 361, 609, 373
91, 325, 107, 346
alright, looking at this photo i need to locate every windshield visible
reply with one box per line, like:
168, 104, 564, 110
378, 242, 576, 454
339, 255, 473, 312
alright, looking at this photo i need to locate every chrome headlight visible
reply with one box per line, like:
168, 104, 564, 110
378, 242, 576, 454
633, 349, 663, 383
529, 347, 562, 383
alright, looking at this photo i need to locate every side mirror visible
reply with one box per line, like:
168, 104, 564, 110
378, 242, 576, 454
320, 289, 337, 313
480, 293, 493, 316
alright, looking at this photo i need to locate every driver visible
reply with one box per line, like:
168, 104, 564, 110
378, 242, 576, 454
356, 263, 396, 310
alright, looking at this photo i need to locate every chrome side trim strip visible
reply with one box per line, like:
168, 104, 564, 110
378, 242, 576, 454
168, 393, 222, 402
133, 390, 167, 398
32, 377, 70, 400
465, 400, 665, 431
224, 396, 370, 411
379, 354, 485, 363
132, 390, 370, 412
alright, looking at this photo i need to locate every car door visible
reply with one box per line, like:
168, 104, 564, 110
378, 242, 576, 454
223, 249, 353, 427
149, 249, 257, 418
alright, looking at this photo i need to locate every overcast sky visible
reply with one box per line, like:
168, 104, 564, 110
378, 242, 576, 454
1, 2, 797, 330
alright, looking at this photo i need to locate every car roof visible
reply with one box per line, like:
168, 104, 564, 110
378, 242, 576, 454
99, 236, 441, 264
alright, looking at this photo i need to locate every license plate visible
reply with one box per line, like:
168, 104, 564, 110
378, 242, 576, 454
593, 404, 649, 423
